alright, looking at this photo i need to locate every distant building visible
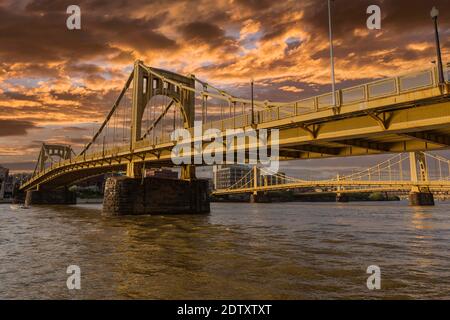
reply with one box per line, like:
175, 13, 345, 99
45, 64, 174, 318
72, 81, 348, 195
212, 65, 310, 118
213, 165, 286, 190
0, 171, 31, 199
145, 168, 178, 179
0, 165, 9, 199
213, 164, 251, 190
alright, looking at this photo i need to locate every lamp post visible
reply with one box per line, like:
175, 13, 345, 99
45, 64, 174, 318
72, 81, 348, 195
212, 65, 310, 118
431, 6, 445, 85
251, 78, 255, 125
328, 0, 336, 106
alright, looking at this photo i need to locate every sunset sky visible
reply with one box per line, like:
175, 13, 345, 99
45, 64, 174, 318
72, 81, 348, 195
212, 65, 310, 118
0, 0, 449, 174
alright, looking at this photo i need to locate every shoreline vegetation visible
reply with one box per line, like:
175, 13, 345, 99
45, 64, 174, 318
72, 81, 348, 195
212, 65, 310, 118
211, 191, 401, 203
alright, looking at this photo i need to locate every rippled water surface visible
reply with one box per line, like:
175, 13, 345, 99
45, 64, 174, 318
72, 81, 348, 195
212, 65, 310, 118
1, 201, 449, 299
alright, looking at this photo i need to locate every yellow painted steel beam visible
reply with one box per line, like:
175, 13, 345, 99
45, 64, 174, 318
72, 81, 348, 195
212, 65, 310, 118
399, 131, 450, 148
212, 180, 450, 195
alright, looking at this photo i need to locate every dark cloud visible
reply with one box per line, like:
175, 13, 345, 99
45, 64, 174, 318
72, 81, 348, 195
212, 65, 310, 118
92, 15, 178, 53
181, 21, 225, 41
0, 161, 35, 171
0, 119, 40, 136
301, 0, 449, 37
67, 137, 91, 145
64, 63, 104, 76
179, 21, 240, 53
60, 126, 88, 132
0, 8, 114, 64
0, 1, 178, 65
235, 0, 273, 11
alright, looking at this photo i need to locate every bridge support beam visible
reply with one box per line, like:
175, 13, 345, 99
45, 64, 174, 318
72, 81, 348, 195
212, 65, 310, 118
25, 187, 76, 206
181, 165, 196, 180
103, 176, 210, 216
126, 162, 143, 178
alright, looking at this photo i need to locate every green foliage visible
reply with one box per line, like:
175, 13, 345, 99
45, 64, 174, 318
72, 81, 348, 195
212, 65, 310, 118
368, 192, 400, 201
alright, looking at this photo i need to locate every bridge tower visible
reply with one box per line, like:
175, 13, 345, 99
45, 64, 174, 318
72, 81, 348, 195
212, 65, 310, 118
102, 60, 209, 215
129, 60, 196, 180
335, 174, 349, 202
249, 166, 271, 203
409, 151, 434, 206
23, 144, 76, 206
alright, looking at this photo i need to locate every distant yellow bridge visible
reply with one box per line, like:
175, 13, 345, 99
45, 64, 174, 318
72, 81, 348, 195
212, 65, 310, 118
212, 152, 450, 197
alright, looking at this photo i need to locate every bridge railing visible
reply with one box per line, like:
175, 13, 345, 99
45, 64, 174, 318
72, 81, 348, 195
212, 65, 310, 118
201, 65, 446, 131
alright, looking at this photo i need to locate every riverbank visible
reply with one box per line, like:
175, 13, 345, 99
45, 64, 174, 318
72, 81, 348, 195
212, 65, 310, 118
76, 198, 103, 204
211, 192, 401, 203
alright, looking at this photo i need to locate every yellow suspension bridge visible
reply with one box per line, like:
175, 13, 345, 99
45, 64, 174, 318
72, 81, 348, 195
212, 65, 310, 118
212, 152, 450, 201
17, 60, 450, 213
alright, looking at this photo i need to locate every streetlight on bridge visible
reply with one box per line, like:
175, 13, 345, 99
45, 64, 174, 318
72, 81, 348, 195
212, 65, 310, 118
251, 77, 255, 125
430, 6, 445, 85
327, 0, 336, 107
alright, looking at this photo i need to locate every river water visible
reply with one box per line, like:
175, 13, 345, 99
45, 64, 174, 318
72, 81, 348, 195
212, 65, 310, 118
0, 201, 449, 299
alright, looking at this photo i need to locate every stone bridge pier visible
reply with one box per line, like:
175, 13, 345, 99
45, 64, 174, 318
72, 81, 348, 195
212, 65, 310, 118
25, 186, 76, 206
102, 173, 210, 216
249, 192, 271, 203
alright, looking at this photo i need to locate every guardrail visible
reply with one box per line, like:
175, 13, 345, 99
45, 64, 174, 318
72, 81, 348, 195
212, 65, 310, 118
201, 65, 447, 132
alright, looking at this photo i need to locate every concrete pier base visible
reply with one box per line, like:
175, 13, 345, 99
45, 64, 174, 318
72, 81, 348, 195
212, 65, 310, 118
12, 186, 26, 204
25, 187, 76, 206
249, 193, 271, 203
102, 176, 210, 216
409, 192, 435, 206
336, 193, 349, 203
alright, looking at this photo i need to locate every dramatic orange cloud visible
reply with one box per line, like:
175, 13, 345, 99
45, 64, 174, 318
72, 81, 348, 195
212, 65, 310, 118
0, 0, 449, 170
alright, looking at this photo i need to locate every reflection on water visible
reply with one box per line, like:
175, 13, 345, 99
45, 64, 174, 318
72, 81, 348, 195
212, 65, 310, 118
0, 201, 449, 299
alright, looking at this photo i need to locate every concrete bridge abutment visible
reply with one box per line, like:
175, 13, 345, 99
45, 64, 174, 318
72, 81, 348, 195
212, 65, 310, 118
12, 185, 26, 204
336, 193, 349, 203
409, 191, 435, 206
249, 192, 271, 203
24, 187, 77, 206
102, 176, 210, 216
